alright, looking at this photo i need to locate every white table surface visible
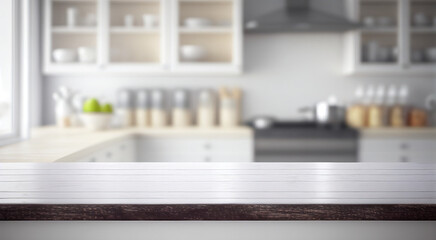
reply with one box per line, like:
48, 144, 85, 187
1, 162, 435, 204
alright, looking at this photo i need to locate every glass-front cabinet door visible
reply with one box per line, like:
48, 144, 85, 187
409, 0, 436, 67
44, 0, 242, 75
359, 0, 399, 65
344, 0, 436, 76
106, 0, 168, 73
45, 0, 100, 74
170, 0, 242, 74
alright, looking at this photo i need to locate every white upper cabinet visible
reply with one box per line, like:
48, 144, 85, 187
44, 0, 243, 75
45, 0, 101, 74
344, 0, 436, 77
170, 0, 242, 74
105, 0, 169, 73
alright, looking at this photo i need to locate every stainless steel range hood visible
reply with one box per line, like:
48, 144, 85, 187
245, 0, 360, 33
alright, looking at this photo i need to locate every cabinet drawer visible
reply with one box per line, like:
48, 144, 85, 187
207, 153, 253, 163
206, 139, 253, 154
138, 138, 206, 154
138, 137, 253, 155
360, 151, 436, 163
140, 153, 253, 163
78, 138, 137, 162
360, 139, 436, 153
140, 153, 206, 162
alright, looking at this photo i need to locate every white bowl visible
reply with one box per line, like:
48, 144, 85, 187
180, 45, 206, 62
81, 113, 112, 131
425, 48, 436, 62
53, 48, 77, 63
184, 18, 212, 28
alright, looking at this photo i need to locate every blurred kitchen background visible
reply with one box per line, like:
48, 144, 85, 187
0, 0, 432, 164
40, 0, 436, 126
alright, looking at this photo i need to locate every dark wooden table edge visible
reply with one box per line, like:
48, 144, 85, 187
1, 204, 436, 221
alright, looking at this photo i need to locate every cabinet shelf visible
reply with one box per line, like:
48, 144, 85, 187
110, 0, 159, 2
179, 0, 232, 2
179, 27, 232, 34
360, 27, 397, 33
110, 27, 159, 34
411, 28, 436, 33
52, 27, 97, 34
52, 0, 95, 2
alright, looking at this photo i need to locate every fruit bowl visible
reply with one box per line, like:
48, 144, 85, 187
81, 113, 112, 131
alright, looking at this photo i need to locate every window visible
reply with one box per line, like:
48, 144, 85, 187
0, 0, 15, 139
0, 0, 29, 146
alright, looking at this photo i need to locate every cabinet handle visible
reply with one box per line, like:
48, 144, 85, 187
89, 158, 96, 162
400, 156, 409, 163
204, 143, 212, 150
106, 152, 112, 159
204, 157, 211, 162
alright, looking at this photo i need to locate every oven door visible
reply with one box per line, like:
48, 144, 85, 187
255, 137, 358, 162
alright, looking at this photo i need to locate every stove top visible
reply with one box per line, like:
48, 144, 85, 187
247, 121, 358, 139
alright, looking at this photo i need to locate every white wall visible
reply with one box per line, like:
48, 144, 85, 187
42, 34, 436, 125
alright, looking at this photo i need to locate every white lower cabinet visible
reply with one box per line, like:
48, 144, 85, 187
79, 137, 137, 162
137, 137, 253, 162
359, 138, 436, 163
76, 135, 253, 163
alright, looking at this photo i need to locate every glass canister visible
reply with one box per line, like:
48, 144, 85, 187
197, 89, 217, 128
172, 89, 191, 127
219, 87, 241, 128
117, 89, 135, 128
135, 90, 150, 127
150, 89, 167, 128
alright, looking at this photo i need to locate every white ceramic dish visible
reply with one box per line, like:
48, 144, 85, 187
81, 113, 112, 131
53, 49, 77, 63
184, 18, 212, 28
78, 47, 96, 63
180, 45, 206, 62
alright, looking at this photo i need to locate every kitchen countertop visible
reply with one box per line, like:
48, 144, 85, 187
360, 128, 436, 139
0, 126, 253, 163
1, 126, 435, 163
0, 162, 435, 220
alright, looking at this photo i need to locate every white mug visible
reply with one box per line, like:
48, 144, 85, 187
143, 14, 158, 28
124, 15, 135, 27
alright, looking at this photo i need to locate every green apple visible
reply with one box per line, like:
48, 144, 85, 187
83, 98, 101, 113
101, 103, 113, 114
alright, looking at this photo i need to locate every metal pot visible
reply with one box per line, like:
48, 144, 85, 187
251, 116, 276, 129
300, 98, 346, 129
